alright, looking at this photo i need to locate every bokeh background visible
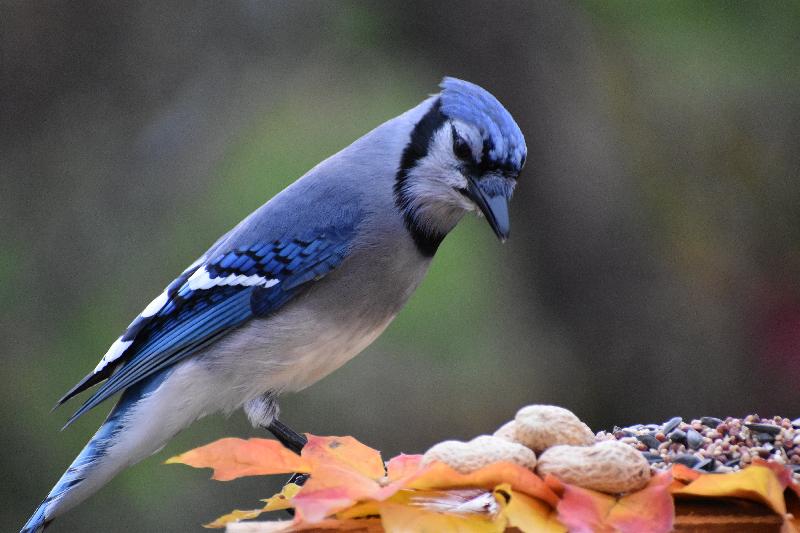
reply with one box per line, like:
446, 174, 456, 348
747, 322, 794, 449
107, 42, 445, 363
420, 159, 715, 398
3, 1, 800, 530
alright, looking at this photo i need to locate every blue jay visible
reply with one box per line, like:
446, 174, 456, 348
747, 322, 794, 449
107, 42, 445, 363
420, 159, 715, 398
22, 77, 526, 532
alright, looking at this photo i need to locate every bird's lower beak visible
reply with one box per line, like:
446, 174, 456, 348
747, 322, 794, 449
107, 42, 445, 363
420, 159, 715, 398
466, 176, 511, 241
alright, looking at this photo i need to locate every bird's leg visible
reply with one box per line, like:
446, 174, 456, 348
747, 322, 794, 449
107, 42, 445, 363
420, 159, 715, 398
246, 392, 306, 451
245, 394, 309, 492
264, 418, 308, 455
264, 419, 310, 499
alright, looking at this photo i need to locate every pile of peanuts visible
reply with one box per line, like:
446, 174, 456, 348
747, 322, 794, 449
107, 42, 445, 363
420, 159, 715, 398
422, 405, 651, 494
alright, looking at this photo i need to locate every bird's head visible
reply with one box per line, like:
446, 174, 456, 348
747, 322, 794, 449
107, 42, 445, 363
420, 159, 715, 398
394, 77, 526, 255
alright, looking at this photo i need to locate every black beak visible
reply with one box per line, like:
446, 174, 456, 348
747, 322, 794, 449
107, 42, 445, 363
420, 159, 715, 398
466, 176, 511, 241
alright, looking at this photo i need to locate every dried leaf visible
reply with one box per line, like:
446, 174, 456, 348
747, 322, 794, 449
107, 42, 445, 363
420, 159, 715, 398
166, 438, 310, 481
400, 489, 500, 516
385, 454, 423, 481
301, 435, 385, 480
263, 483, 303, 512
673, 463, 787, 515
406, 460, 560, 508
203, 508, 265, 529
336, 500, 381, 520
378, 501, 505, 533
338, 489, 495, 520
288, 518, 384, 531
493, 484, 566, 533
292, 464, 383, 522
605, 471, 674, 532
556, 471, 673, 533
204, 483, 303, 528
669, 464, 701, 485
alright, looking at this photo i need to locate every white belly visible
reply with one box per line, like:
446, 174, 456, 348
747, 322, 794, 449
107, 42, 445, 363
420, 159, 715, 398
186, 303, 397, 416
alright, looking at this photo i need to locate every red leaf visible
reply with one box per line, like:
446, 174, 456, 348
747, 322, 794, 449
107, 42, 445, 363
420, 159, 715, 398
292, 464, 383, 522
385, 454, 423, 481
557, 471, 674, 533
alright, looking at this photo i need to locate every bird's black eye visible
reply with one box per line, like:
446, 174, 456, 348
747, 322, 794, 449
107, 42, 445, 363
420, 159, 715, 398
452, 129, 473, 162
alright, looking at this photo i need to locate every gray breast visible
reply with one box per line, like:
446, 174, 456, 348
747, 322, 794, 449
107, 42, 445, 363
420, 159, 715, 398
197, 227, 431, 403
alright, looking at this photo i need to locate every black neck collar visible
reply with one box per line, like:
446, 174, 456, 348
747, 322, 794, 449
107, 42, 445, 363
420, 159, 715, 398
393, 99, 448, 257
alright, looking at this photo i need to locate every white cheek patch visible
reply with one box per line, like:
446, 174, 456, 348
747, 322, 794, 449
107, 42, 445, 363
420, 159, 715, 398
140, 290, 169, 318
94, 338, 134, 373
186, 266, 279, 291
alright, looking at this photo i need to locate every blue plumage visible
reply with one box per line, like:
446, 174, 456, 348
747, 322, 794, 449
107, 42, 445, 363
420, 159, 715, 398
64, 227, 356, 427
439, 77, 526, 172
23, 371, 171, 533
24, 77, 526, 532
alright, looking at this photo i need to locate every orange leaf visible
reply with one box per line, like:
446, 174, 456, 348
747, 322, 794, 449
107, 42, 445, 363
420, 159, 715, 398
670, 463, 701, 485
378, 501, 505, 533
406, 461, 560, 508
556, 471, 674, 533
494, 483, 566, 533
166, 438, 310, 481
386, 454, 423, 481
674, 463, 787, 515
301, 435, 385, 480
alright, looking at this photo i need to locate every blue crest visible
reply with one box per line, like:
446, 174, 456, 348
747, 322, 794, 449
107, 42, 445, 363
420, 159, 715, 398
439, 77, 526, 172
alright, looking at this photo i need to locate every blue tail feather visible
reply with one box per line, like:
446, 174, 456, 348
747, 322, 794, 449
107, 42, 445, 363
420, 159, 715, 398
21, 370, 171, 532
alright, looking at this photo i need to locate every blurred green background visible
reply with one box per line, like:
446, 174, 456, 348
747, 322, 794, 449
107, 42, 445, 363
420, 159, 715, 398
3, 1, 800, 530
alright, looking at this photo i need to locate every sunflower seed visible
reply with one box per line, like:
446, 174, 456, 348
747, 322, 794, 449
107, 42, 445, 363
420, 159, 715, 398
671, 454, 700, 467
662, 417, 682, 434
745, 423, 781, 435
637, 433, 660, 450
701, 416, 723, 427
686, 428, 704, 450
669, 429, 687, 443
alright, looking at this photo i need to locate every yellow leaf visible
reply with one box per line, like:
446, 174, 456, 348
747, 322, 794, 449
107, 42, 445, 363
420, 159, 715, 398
674, 464, 787, 515
203, 483, 303, 528
493, 484, 566, 533
263, 482, 303, 512
378, 501, 506, 533
203, 508, 265, 529
336, 500, 381, 519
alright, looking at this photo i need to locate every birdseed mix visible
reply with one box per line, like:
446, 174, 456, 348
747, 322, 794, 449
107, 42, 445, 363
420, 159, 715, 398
595, 415, 800, 482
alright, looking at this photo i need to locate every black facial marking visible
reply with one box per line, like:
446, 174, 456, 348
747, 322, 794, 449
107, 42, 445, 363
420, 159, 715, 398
394, 99, 448, 257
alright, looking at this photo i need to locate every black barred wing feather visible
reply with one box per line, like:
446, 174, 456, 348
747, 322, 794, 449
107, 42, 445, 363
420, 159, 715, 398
60, 227, 355, 426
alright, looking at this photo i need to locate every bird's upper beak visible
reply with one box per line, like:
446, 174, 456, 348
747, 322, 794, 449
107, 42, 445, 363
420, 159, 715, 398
465, 175, 511, 242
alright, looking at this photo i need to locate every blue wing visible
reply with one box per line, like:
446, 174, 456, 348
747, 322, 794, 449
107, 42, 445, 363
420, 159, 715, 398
60, 226, 355, 427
